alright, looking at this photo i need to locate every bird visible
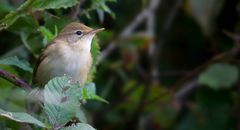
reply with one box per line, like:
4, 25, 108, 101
33, 22, 104, 85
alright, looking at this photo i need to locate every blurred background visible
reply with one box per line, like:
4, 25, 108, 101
0, 0, 240, 129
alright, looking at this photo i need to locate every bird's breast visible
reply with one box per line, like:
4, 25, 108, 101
35, 42, 92, 85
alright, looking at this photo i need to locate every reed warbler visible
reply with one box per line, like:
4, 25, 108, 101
33, 22, 104, 85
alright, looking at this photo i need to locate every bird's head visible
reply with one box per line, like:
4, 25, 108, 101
57, 22, 104, 51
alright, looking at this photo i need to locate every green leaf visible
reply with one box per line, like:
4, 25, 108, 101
75, 107, 87, 123
198, 63, 238, 90
0, 56, 33, 72
30, 0, 79, 10
0, 108, 46, 128
62, 123, 96, 130
84, 83, 97, 94
0, 1, 14, 17
88, 37, 101, 81
43, 76, 108, 127
0, 0, 35, 30
39, 26, 58, 45
186, 0, 224, 35
0, 0, 79, 30
20, 31, 36, 57
43, 76, 79, 126
90, 0, 116, 22
89, 94, 109, 103
82, 83, 109, 103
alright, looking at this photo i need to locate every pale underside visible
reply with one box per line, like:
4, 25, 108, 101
35, 40, 92, 85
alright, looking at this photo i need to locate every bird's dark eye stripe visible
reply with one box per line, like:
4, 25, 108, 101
76, 31, 82, 35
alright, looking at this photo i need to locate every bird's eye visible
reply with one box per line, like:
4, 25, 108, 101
75, 31, 82, 35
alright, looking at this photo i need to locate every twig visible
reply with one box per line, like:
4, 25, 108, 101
156, 0, 183, 81
223, 29, 240, 47
172, 47, 240, 100
0, 69, 32, 91
98, 41, 116, 63
120, 0, 160, 38
71, 0, 86, 20
128, 0, 161, 129
98, 0, 161, 63
141, 0, 183, 106
162, 0, 182, 31
173, 79, 198, 100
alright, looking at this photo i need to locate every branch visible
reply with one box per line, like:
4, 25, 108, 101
98, 41, 116, 63
171, 31, 240, 101
147, 46, 238, 103
98, 0, 161, 63
0, 69, 32, 92
71, 0, 86, 20
172, 47, 240, 100
173, 79, 198, 100
120, 0, 160, 38
162, 0, 182, 31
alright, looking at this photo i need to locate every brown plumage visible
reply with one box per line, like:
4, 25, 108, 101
59, 22, 93, 35
33, 22, 104, 85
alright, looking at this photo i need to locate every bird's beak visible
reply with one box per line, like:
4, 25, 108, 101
89, 28, 105, 34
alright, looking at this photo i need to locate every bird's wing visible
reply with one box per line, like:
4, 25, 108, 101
32, 41, 57, 84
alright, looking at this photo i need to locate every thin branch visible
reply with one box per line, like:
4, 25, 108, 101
98, 41, 116, 63
162, 0, 182, 31
129, 0, 160, 129
98, 0, 161, 63
121, 0, 160, 38
0, 69, 32, 92
173, 79, 198, 100
145, 45, 240, 103
71, 0, 86, 20
156, 0, 183, 80
223, 29, 240, 47
172, 47, 240, 100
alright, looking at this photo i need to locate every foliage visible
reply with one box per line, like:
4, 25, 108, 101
198, 63, 238, 89
0, 0, 79, 30
88, 37, 101, 81
38, 26, 58, 45
0, 0, 113, 129
0, 108, 45, 128
0, 0, 240, 130
0, 74, 107, 129
0, 56, 32, 72
44, 76, 106, 129
186, 0, 225, 35
84, 0, 116, 22
63, 123, 96, 130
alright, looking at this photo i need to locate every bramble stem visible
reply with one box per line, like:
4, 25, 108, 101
0, 69, 32, 91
